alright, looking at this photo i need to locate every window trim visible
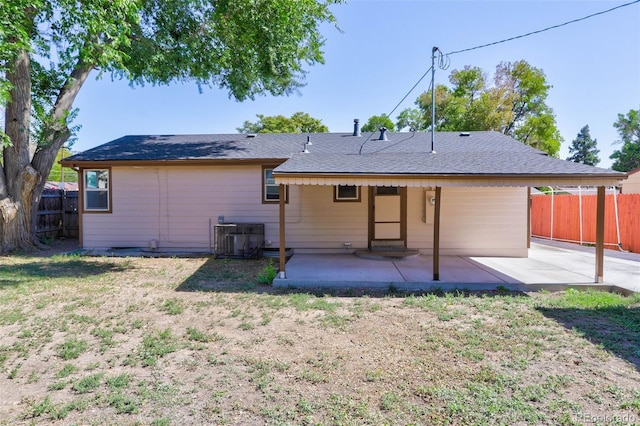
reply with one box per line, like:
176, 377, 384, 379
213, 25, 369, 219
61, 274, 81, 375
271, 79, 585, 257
82, 168, 112, 213
262, 166, 288, 204
334, 185, 361, 202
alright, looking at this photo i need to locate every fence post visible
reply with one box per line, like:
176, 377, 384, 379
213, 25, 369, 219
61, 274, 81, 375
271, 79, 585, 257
61, 190, 66, 238
595, 186, 605, 283
550, 187, 554, 241
578, 186, 583, 245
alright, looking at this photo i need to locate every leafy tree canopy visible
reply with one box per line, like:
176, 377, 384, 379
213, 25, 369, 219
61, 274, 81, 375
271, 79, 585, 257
237, 112, 328, 133
396, 108, 428, 132
47, 147, 76, 183
0, 0, 341, 252
361, 114, 395, 132
610, 109, 640, 172
396, 61, 563, 156
1, 0, 341, 105
567, 125, 600, 166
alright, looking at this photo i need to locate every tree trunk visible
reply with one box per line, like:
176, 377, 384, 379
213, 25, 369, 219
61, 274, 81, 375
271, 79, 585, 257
1, 49, 37, 253
28, 62, 93, 244
0, 45, 93, 253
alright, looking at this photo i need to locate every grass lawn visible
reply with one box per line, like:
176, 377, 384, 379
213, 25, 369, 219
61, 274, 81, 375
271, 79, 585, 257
0, 250, 639, 425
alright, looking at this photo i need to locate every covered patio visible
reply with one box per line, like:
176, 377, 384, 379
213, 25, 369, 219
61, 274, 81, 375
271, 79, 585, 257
274, 180, 622, 286
268, 131, 626, 287
273, 239, 640, 294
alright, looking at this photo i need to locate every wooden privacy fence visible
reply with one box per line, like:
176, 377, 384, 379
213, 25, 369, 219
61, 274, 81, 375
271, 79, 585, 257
36, 190, 79, 239
531, 193, 640, 254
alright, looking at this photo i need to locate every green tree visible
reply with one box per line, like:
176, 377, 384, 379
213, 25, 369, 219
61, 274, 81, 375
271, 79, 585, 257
361, 114, 395, 132
398, 60, 562, 156
0, 0, 340, 252
237, 112, 328, 133
610, 109, 640, 172
47, 147, 77, 183
395, 108, 427, 131
566, 125, 600, 166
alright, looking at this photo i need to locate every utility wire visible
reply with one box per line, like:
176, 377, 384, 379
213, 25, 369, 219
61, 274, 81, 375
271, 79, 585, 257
386, 65, 434, 118
357, 0, 640, 154
447, 0, 640, 56
357, 1, 640, 156
358, 65, 434, 154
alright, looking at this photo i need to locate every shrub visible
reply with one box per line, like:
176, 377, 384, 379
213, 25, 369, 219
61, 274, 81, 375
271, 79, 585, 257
257, 259, 277, 285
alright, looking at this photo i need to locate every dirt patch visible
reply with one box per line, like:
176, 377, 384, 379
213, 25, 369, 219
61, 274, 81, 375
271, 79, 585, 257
16, 238, 81, 257
0, 250, 639, 425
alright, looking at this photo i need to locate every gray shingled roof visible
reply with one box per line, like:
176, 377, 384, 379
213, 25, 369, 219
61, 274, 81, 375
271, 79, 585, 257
64, 131, 623, 177
274, 152, 614, 176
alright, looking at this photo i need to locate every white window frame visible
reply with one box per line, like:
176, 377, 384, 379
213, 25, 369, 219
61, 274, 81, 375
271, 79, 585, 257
263, 167, 288, 203
334, 185, 360, 202
83, 169, 111, 212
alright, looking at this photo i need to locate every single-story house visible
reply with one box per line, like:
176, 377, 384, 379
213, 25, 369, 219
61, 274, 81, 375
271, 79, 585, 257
62, 123, 626, 282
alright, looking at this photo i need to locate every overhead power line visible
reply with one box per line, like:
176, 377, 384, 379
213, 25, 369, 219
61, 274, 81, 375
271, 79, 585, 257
360, 0, 639, 155
446, 0, 640, 56
386, 65, 433, 119
358, 65, 433, 154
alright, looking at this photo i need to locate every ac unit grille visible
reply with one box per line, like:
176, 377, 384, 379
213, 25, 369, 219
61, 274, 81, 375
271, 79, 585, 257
213, 223, 264, 259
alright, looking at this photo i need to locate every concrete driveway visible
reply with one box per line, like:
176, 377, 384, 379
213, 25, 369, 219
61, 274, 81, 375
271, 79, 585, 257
273, 239, 640, 293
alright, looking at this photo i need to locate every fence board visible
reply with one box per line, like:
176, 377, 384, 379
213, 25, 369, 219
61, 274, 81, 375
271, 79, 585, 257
36, 190, 79, 239
64, 192, 79, 236
531, 193, 640, 253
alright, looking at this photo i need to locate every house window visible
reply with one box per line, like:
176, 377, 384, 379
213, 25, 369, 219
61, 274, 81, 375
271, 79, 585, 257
84, 169, 110, 212
334, 185, 360, 202
262, 167, 288, 203
375, 186, 400, 195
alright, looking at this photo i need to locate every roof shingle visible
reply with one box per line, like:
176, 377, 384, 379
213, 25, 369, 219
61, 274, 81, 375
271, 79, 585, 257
63, 131, 624, 178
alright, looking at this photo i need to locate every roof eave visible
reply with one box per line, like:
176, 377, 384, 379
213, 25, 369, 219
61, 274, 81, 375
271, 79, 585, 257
272, 171, 626, 188
272, 171, 627, 179
60, 158, 290, 168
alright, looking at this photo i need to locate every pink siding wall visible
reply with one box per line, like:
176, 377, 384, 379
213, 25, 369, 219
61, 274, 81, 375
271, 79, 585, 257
440, 187, 528, 256
83, 168, 161, 248
285, 185, 369, 252
84, 166, 300, 249
82, 166, 528, 256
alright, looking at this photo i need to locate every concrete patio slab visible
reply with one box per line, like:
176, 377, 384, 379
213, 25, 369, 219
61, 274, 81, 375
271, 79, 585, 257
273, 240, 640, 293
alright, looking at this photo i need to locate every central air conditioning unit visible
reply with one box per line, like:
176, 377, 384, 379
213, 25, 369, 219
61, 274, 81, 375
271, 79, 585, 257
213, 223, 264, 259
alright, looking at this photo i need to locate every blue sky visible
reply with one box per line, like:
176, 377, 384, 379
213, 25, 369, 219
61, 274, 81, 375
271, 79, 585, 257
72, 0, 640, 168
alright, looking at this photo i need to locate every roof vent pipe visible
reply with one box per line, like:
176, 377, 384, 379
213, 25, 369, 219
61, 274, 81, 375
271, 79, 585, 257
379, 127, 388, 141
353, 119, 361, 137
